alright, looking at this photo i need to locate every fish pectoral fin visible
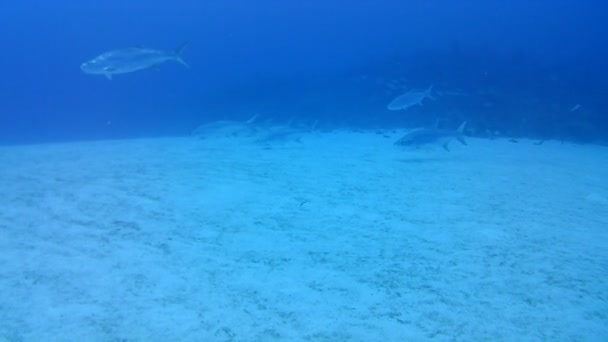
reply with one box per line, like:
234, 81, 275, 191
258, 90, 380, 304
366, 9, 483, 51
103, 67, 115, 80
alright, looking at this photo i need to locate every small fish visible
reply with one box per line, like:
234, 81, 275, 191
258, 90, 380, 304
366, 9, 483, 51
387, 85, 434, 111
570, 104, 581, 112
81, 43, 189, 80
394, 121, 467, 151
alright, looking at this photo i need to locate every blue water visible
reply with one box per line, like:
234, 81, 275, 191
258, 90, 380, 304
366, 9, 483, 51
1, 1, 608, 340
0, 0, 606, 144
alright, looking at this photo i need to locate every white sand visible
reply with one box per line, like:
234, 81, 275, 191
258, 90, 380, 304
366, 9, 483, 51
0, 132, 607, 341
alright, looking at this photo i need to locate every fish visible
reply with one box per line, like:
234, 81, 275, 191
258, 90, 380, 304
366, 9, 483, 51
192, 115, 313, 144
394, 121, 467, 151
387, 85, 434, 111
81, 43, 189, 80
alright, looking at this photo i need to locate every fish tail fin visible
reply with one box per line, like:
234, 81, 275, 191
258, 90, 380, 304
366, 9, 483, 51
173, 42, 190, 68
456, 121, 467, 145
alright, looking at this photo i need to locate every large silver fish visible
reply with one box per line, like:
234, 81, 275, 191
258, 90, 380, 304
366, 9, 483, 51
387, 85, 434, 111
394, 121, 467, 151
81, 43, 189, 80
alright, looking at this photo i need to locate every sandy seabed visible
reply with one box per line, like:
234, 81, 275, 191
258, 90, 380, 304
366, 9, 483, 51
0, 131, 607, 341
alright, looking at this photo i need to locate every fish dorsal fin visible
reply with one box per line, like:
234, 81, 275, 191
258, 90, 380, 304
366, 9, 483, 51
456, 121, 467, 134
425, 84, 435, 100
455, 121, 467, 146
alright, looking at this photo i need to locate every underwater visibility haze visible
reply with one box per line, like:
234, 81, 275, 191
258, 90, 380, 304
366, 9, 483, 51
0, 0, 607, 340
0, 0, 606, 143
